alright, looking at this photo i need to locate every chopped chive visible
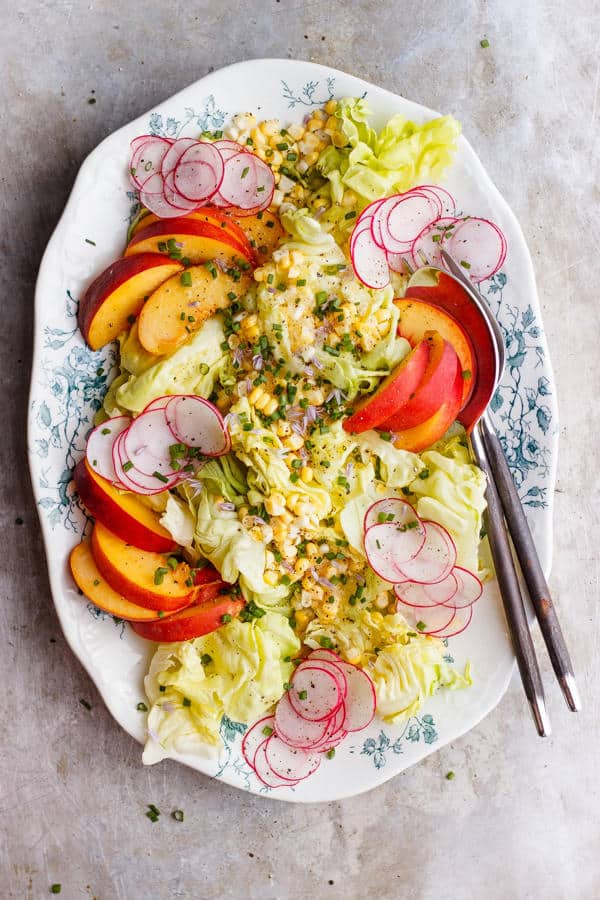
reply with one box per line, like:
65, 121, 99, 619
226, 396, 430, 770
50, 886, 62, 894
446, 770, 456, 779
416, 621, 426, 631
262, 725, 274, 736
480, 38, 490, 47
85, 238, 96, 246
460, 260, 471, 270
418, 468, 430, 480
326, 748, 336, 760
180, 271, 192, 287
240, 166, 250, 179
122, 460, 134, 472
461, 369, 472, 380
79, 699, 92, 710
153, 566, 169, 585
172, 809, 184, 822
201, 653, 212, 666
182, 697, 191, 707
136, 702, 148, 712
298, 690, 308, 700
221, 613, 232, 624
152, 470, 169, 483
344, 210, 357, 219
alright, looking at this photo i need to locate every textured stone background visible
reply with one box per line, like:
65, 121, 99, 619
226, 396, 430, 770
2, 1, 599, 898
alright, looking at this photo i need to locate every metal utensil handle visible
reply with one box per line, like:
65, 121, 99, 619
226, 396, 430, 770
480, 414, 581, 711
470, 424, 551, 735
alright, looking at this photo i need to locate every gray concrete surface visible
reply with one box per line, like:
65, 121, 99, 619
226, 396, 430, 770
2, 1, 600, 898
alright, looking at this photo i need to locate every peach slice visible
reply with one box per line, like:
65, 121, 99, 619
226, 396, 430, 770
378, 332, 461, 432
69, 541, 180, 622
343, 339, 431, 434
128, 206, 254, 257
78, 254, 184, 350
392, 356, 463, 452
225, 209, 284, 263
131, 595, 245, 642
137, 264, 251, 356
395, 298, 476, 409
74, 458, 177, 553
90, 522, 194, 612
124, 217, 254, 267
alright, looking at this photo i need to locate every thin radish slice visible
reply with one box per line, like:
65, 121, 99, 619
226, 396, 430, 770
385, 193, 440, 246
387, 251, 411, 273
165, 396, 229, 456
161, 137, 199, 177
396, 598, 458, 635
445, 216, 507, 283
130, 135, 156, 155
371, 198, 414, 254
415, 184, 455, 216
434, 604, 473, 638
274, 693, 331, 749
394, 520, 457, 585
289, 665, 343, 722
350, 220, 375, 257
85, 416, 130, 484
142, 396, 173, 412
364, 497, 424, 535
130, 137, 172, 189
174, 142, 225, 202
218, 152, 259, 208
112, 431, 179, 495
212, 139, 246, 160
411, 216, 461, 269
253, 741, 302, 788
241, 714, 276, 769
443, 566, 483, 609
394, 572, 459, 609
330, 661, 376, 732
264, 735, 321, 781
123, 408, 184, 477
351, 228, 390, 289
208, 191, 230, 208
364, 521, 426, 582
162, 169, 201, 211
299, 658, 348, 700
247, 157, 275, 210
140, 172, 188, 219
308, 704, 348, 751
307, 648, 341, 664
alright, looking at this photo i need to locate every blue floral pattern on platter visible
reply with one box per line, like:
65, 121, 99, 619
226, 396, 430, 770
28, 64, 558, 800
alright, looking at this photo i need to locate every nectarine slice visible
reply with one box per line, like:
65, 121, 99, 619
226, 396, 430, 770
78, 254, 184, 350
378, 332, 460, 432
74, 458, 177, 553
129, 207, 254, 258
131, 595, 245, 642
69, 541, 177, 622
137, 265, 251, 356
124, 217, 254, 267
395, 298, 476, 409
343, 340, 431, 434
225, 209, 284, 263
91, 522, 194, 612
392, 356, 463, 452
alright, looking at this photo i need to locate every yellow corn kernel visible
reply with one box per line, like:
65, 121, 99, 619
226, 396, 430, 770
294, 557, 311, 576
250, 127, 267, 147
269, 149, 283, 167
371, 611, 384, 625
306, 388, 324, 406
306, 116, 322, 132
294, 609, 313, 630
331, 131, 347, 148
237, 505, 249, 519
287, 492, 302, 510
288, 266, 301, 280
261, 397, 278, 417
248, 386, 265, 405
279, 508, 293, 523
374, 593, 390, 610
305, 542, 319, 560
265, 491, 286, 516
281, 542, 298, 560
253, 267, 266, 282
276, 420, 292, 438
290, 250, 304, 266
302, 577, 324, 599
345, 647, 362, 665
324, 99, 338, 115
323, 564, 337, 580
325, 116, 338, 133
284, 433, 304, 451
271, 189, 284, 207
304, 150, 319, 167
264, 570, 279, 586
233, 112, 256, 131
249, 525, 264, 542
287, 123, 305, 141
272, 520, 288, 542
300, 466, 313, 484
260, 119, 280, 138
341, 190, 358, 208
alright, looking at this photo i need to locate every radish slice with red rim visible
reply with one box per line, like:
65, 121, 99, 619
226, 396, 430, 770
384, 193, 440, 246
387, 251, 411, 273
394, 520, 457, 585
248, 157, 275, 210
165, 395, 230, 456
218, 152, 259, 208
130, 134, 157, 155
350, 220, 375, 257
112, 431, 179, 494
130, 137, 172, 189
123, 408, 185, 477
212, 139, 246, 160
396, 598, 458, 635
86, 416, 130, 484
298, 658, 348, 700
264, 735, 321, 781
445, 216, 507, 283
416, 184, 456, 216
443, 566, 483, 608
434, 604, 473, 638
411, 216, 461, 269
364, 497, 424, 535
253, 741, 302, 787
333, 661, 376, 732
141, 396, 174, 413
289, 664, 343, 722
394, 572, 459, 608
161, 137, 198, 177
162, 169, 200, 211
308, 704, 348, 751
174, 141, 225, 202
364, 521, 426, 582
140, 172, 189, 219
274, 693, 331, 749
208, 191, 230, 208
241, 714, 276, 769
350, 228, 390, 289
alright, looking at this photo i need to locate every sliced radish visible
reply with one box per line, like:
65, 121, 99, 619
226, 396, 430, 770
411, 216, 461, 269
387, 251, 411, 273
162, 169, 200, 211
130, 137, 172, 189
350, 220, 375, 257
165, 396, 230, 457
130, 134, 155, 156
443, 566, 483, 608
264, 735, 321, 781
385, 193, 440, 246
308, 703, 348, 751
364, 497, 424, 535
208, 191, 230, 208
445, 216, 507, 283
161, 137, 199, 177
394, 520, 457, 584
253, 741, 301, 788
289, 664, 343, 722
299, 658, 348, 700
174, 141, 225, 202
395, 572, 459, 608
142, 396, 173, 412
396, 598, 458, 635
274, 692, 331, 749
85, 416, 130, 484
212, 139, 246, 160
241, 714, 276, 769
351, 227, 390, 289
326, 660, 377, 732
364, 521, 426, 582
416, 184, 455, 216
139, 172, 189, 219
112, 431, 179, 495
218, 152, 259, 208
434, 604, 473, 638
123, 408, 185, 477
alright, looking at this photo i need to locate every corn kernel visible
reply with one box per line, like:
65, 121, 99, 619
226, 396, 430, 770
307, 388, 324, 406
281, 543, 298, 560
304, 150, 319, 167
272, 521, 288, 542
307, 116, 321, 132
331, 132, 347, 148
279, 508, 293, 524
294, 609, 313, 629
325, 116, 338, 133
238, 505, 249, 519
375, 593, 389, 610
305, 542, 319, 560
300, 466, 313, 484
260, 119, 280, 138
294, 557, 311, 576
271, 189, 284, 207
287, 123, 305, 141
265, 491, 286, 516
324, 99, 338, 115
346, 647, 362, 664
249, 386, 264, 405
270, 150, 283, 167
284, 433, 304, 451
276, 421, 292, 438
323, 564, 337, 580
264, 570, 279, 586
250, 127, 267, 147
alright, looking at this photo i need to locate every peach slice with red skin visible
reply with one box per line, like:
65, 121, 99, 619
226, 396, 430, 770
343, 339, 431, 435
378, 332, 461, 432
90, 522, 194, 612
131, 595, 245, 642
78, 254, 184, 350
394, 297, 476, 409
124, 217, 254, 267
74, 458, 177, 553
392, 355, 464, 452
69, 541, 185, 622
128, 206, 254, 256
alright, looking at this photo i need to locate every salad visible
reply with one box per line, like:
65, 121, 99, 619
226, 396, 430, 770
70, 97, 505, 788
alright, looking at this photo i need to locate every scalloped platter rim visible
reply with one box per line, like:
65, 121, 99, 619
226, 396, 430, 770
28, 59, 558, 802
